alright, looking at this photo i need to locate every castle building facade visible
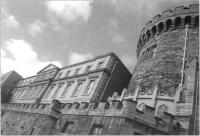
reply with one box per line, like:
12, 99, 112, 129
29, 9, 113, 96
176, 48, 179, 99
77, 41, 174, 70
1, 4, 199, 135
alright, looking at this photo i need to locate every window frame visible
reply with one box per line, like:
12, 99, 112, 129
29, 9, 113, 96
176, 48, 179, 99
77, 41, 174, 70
82, 80, 95, 96
60, 83, 72, 98
43, 86, 54, 99
89, 124, 103, 135
61, 121, 74, 133
71, 82, 83, 97
52, 85, 62, 98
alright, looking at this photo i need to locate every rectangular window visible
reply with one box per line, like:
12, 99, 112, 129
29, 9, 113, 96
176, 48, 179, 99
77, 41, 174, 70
42, 73, 47, 79
89, 124, 103, 135
61, 121, 73, 133
60, 84, 72, 97
74, 68, 80, 76
36, 86, 44, 97
96, 62, 104, 69
83, 80, 95, 96
52, 85, 62, 98
85, 65, 91, 73
65, 71, 71, 77
18, 90, 26, 99
71, 82, 82, 97
43, 86, 54, 99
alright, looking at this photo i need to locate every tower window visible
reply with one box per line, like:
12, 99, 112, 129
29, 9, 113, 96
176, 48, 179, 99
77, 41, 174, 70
89, 124, 103, 135
175, 17, 181, 29
184, 16, 191, 26
166, 19, 172, 31
158, 22, 164, 33
152, 26, 157, 36
52, 85, 62, 98
194, 16, 199, 27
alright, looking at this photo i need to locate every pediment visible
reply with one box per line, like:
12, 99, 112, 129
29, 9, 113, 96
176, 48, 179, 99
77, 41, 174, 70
37, 64, 58, 74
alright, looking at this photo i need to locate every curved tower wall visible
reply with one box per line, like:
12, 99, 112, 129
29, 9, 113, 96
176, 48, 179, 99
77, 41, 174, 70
127, 4, 199, 116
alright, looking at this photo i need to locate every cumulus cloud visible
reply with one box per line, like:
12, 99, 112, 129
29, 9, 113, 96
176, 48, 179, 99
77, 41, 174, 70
46, 1, 93, 23
121, 53, 137, 72
27, 20, 47, 36
1, 8, 19, 29
1, 39, 61, 77
68, 51, 93, 65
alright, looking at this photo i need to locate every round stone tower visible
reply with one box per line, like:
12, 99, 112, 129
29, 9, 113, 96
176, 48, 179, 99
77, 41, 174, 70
127, 4, 199, 119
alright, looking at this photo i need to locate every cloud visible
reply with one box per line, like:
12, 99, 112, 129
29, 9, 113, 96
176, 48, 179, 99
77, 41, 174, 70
1, 39, 61, 77
46, 1, 93, 23
27, 20, 47, 36
1, 8, 19, 29
107, 19, 126, 44
121, 53, 137, 72
68, 51, 93, 65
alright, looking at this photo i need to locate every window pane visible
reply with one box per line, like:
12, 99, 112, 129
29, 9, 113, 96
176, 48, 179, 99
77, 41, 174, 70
60, 84, 71, 97
71, 83, 82, 97
52, 86, 62, 98
44, 86, 53, 99
83, 80, 95, 95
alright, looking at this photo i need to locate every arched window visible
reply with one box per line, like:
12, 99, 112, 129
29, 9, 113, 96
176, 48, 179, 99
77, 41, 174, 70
146, 30, 151, 41
157, 104, 168, 117
175, 17, 181, 29
184, 16, 191, 26
152, 26, 156, 37
137, 103, 146, 111
194, 16, 199, 27
158, 22, 164, 33
166, 19, 172, 31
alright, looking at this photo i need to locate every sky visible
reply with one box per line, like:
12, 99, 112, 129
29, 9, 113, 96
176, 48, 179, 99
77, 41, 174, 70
1, 0, 198, 78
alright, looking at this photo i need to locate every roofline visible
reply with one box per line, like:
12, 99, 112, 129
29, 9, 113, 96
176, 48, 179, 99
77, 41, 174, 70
60, 52, 116, 70
19, 75, 37, 81
37, 64, 59, 74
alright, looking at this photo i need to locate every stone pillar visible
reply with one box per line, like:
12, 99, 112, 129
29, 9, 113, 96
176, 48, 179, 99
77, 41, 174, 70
151, 84, 158, 107
133, 85, 140, 101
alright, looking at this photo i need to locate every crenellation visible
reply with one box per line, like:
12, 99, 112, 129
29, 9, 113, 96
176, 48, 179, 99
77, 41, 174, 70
139, 4, 199, 47
1, 3, 198, 135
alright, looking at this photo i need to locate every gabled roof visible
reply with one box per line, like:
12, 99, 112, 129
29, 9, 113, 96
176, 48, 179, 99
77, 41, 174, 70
37, 64, 59, 74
